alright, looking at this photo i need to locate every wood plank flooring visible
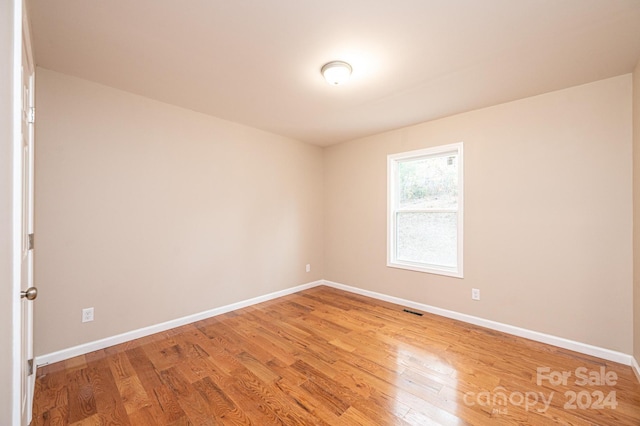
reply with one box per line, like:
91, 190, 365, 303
32, 286, 640, 425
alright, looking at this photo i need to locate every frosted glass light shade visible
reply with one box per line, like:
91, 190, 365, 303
321, 61, 352, 85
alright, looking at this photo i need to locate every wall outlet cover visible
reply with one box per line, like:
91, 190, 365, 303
471, 289, 480, 301
82, 307, 94, 322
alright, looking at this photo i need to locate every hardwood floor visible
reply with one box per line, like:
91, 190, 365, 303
33, 286, 640, 425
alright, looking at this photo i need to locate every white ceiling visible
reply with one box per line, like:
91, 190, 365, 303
27, 0, 640, 146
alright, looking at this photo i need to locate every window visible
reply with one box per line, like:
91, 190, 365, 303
387, 143, 463, 277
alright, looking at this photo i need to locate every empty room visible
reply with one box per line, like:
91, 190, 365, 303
3, 0, 640, 425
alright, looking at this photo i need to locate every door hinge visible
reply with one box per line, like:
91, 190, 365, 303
27, 359, 34, 376
27, 107, 35, 124
28, 233, 34, 250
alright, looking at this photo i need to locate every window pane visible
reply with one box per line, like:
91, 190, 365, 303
396, 212, 457, 267
398, 154, 458, 209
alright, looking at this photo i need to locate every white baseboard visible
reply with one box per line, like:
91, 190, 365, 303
36, 280, 323, 367
632, 356, 640, 383
321, 280, 634, 367
37, 278, 636, 373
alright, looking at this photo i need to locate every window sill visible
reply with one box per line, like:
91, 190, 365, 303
387, 261, 463, 279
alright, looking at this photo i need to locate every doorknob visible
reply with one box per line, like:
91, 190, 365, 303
21, 287, 38, 301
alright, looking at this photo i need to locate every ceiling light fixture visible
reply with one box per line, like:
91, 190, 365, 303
321, 61, 352, 85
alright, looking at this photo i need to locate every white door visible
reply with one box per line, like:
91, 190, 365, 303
19, 5, 36, 424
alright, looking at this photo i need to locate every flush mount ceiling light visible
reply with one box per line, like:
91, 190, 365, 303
321, 61, 352, 85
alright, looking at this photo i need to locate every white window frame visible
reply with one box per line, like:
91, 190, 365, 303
387, 142, 464, 278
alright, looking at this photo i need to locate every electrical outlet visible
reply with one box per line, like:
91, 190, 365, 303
471, 288, 480, 301
306, 264, 311, 273
82, 307, 94, 323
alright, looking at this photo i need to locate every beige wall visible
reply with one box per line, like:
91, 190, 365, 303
34, 66, 638, 360
325, 75, 633, 353
0, 0, 16, 421
34, 68, 324, 356
634, 60, 640, 366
